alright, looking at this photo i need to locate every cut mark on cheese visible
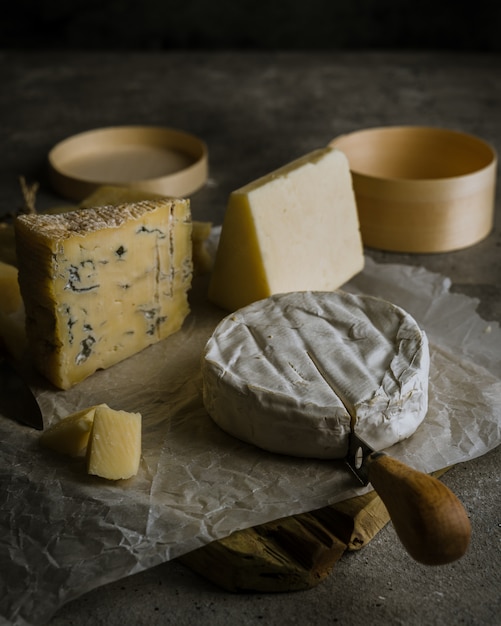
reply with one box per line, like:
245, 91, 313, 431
306, 350, 357, 431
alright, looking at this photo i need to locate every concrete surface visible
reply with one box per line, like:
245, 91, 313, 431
0, 50, 500, 625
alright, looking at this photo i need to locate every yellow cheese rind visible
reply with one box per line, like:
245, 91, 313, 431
39, 404, 106, 457
86, 405, 142, 480
80, 186, 213, 275
208, 147, 364, 312
80, 185, 213, 276
14, 198, 192, 389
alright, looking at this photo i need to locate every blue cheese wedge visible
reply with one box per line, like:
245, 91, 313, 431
15, 198, 192, 389
202, 291, 430, 459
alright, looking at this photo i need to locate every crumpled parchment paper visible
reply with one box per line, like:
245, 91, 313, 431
1, 256, 500, 626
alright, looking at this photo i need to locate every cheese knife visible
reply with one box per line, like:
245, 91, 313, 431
307, 351, 471, 565
346, 430, 471, 565
0, 354, 44, 430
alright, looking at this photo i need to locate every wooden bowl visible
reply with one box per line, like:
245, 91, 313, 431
329, 126, 497, 253
48, 126, 208, 202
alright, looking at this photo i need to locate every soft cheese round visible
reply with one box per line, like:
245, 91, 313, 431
202, 291, 430, 459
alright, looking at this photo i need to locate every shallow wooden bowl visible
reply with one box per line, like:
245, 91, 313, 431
48, 126, 208, 202
329, 126, 497, 253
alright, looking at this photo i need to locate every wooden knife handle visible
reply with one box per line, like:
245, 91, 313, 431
367, 454, 471, 565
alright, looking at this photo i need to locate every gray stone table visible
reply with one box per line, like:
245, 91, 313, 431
0, 50, 499, 626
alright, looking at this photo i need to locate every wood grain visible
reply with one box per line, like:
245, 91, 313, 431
180, 469, 451, 592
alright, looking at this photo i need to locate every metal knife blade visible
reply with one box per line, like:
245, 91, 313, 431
0, 356, 44, 430
346, 430, 386, 485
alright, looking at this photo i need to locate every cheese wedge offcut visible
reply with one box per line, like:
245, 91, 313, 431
86, 405, 142, 480
39, 405, 105, 457
208, 147, 364, 311
0, 260, 22, 314
15, 198, 192, 389
0, 261, 26, 359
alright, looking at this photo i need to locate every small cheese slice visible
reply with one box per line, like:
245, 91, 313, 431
39, 404, 106, 457
208, 147, 364, 311
191, 220, 214, 275
0, 260, 22, 314
0, 223, 17, 266
202, 291, 430, 459
86, 405, 142, 480
0, 260, 26, 359
14, 198, 192, 389
0, 308, 27, 360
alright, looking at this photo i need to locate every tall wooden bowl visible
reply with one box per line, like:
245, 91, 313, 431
330, 126, 497, 253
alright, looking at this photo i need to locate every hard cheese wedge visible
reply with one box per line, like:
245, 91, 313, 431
39, 405, 105, 457
0, 260, 26, 359
14, 198, 192, 389
208, 147, 364, 311
86, 405, 142, 480
0, 260, 22, 314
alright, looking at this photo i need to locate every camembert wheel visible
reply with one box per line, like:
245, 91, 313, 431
202, 291, 430, 459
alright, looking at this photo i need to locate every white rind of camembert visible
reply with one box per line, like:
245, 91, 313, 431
202, 291, 430, 459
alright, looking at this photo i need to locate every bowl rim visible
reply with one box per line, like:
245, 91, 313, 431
329, 125, 498, 186
47, 125, 208, 201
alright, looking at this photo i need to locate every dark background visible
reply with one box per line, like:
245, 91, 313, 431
2, 0, 500, 52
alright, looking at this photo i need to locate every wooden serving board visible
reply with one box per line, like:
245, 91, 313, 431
179, 468, 449, 592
